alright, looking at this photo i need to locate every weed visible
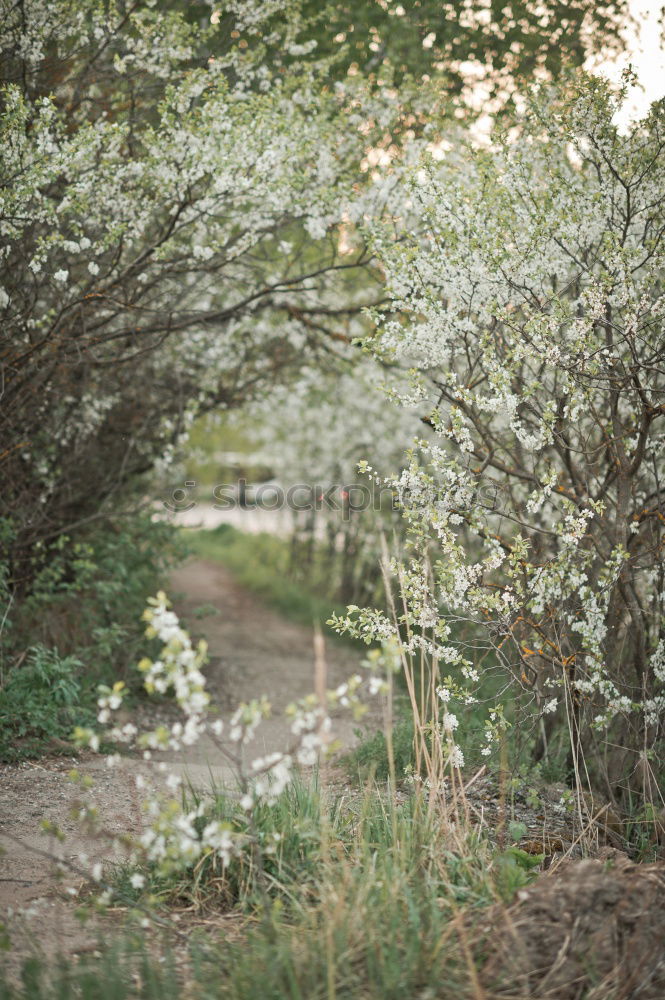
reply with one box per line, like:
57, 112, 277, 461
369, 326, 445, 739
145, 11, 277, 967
493, 821, 544, 902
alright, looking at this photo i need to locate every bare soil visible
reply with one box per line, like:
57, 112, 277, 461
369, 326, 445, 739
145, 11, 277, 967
0, 753, 145, 975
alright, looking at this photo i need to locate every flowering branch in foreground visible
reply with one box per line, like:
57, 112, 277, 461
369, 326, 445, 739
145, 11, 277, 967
71, 592, 387, 889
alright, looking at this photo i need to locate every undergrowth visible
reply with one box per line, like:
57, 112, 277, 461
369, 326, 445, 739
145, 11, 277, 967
3, 772, 544, 1000
0, 514, 183, 761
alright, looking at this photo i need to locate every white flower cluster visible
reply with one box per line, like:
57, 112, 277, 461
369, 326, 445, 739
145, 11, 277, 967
138, 592, 210, 746
72, 593, 390, 889
352, 79, 665, 751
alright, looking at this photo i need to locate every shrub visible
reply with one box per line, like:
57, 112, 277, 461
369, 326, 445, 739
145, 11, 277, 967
0, 513, 183, 760
0, 646, 84, 757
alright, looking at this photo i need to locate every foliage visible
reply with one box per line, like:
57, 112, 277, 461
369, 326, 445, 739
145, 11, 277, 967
5, 515, 182, 661
248, 359, 418, 487
335, 78, 665, 803
0, 514, 182, 760
0, 0, 388, 595
0, 646, 83, 757
303, 0, 628, 106
1, 0, 648, 808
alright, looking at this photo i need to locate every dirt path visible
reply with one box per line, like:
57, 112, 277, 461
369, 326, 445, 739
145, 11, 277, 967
0, 558, 367, 975
171, 557, 359, 714
158, 558, 367, 786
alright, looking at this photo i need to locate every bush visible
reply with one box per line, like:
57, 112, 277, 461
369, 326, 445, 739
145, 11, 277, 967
0, 513, 184, 760
0, 646, 84, 757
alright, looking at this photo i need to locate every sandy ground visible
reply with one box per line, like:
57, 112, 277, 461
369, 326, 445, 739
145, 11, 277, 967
0, 557, 369, 977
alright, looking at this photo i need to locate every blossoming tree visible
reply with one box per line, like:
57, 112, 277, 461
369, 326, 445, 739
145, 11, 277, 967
0, 0, 387, 588
351, 78, 665, 801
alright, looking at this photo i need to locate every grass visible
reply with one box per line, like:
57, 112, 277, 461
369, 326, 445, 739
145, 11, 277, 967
2, 773, 515, 1000
110, 774, 352, 913
1, 765, 552, 1000
0, 939, 181, 1000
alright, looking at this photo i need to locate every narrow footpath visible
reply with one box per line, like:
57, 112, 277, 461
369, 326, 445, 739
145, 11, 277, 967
0, 558, 367, 972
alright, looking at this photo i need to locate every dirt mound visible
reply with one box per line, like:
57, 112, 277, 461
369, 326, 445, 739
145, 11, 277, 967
479, 850, 665, 999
